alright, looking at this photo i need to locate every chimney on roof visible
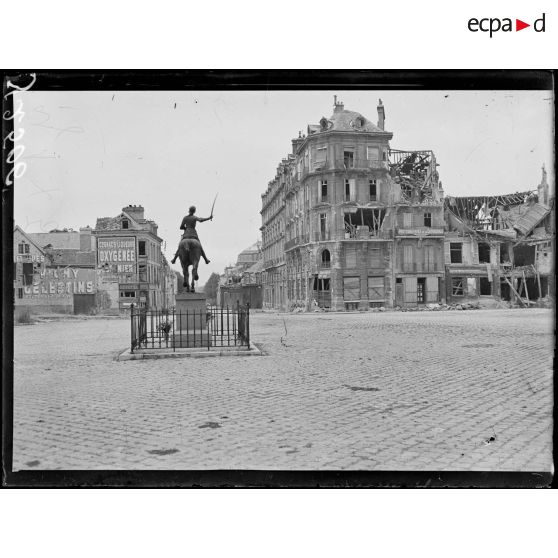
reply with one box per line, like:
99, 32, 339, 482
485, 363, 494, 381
79, 226, 93, 251
377, 99, 385, 130
538, 163, 549, 205
123, 204, 145, 221
333, 95, 344, 113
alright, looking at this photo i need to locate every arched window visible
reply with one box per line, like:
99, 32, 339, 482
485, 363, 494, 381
320, 249, 331, 268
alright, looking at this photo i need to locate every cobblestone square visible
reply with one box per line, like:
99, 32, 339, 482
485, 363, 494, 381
12, 308, 554, 471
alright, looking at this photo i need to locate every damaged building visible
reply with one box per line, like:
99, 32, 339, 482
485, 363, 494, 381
260, 99, 554, 311
444, 166, 554, 305
260, 97, 446, 311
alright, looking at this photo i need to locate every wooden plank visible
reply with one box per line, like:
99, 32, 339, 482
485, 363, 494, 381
522, 270, 530, 302
503, 275, 526, 307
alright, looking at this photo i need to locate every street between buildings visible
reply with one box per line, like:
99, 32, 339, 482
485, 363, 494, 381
12, 308, 553, 471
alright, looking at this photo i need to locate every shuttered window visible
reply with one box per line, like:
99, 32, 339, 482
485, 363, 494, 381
343, 277, 360, 301
403, 213, 413, 227
367, 146, 379, 160
403, 245, 414, 265
424, 245, 435, 271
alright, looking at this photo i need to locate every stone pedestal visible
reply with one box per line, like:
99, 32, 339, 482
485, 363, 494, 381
173, 292, 210, 348
175, 292, 207, 329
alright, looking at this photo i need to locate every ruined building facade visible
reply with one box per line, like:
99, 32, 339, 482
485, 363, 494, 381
444, 167, 554, 305
260, 99, 554, 311
260, 98, 446, 311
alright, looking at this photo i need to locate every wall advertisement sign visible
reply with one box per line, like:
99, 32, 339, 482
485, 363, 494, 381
97, 236, 137, 282
22, 267, 97, 298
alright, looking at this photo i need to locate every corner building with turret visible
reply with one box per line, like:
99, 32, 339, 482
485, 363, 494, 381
260, 98, 446, 311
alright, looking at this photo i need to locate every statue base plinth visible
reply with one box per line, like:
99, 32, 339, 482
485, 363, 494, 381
175, 292, 207, 330
172, 332, 211, 348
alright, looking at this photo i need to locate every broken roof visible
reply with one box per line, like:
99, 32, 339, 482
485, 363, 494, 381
510, 202, 551, 236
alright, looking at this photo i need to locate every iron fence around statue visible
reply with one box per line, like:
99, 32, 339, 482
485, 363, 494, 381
130, 303, 250, 353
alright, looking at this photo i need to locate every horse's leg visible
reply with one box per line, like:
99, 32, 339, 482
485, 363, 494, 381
191, 259, 199, 292
182, 262, 190, 292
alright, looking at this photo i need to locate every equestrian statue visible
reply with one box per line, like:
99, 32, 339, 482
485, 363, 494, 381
171, 202, 215, 292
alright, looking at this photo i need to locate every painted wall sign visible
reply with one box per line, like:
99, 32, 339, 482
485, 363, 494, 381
97, 237, 136, 265
23, 267, 97, 298
16, 254, 45, 262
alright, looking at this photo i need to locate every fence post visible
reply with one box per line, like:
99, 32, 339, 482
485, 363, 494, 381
207, 308, 211, 351
172, 307, 176, 352
130, 303, 135, 353
246, 302, 251, 350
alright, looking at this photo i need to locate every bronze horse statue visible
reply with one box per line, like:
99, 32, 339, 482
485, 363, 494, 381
177, 238, 202, 292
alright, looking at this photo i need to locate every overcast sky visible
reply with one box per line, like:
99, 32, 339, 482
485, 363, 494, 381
14, 89, 554, 277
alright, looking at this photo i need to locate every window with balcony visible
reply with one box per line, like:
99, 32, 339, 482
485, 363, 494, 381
450, 243, 463, 264
403, 213, 413, 228
403, 245, 414, 269
424, 213, 432, 227
424, 245, 436, 271
369, 179, 377, 201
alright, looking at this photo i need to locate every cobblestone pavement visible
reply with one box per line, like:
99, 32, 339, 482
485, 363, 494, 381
12, 309, 554, 471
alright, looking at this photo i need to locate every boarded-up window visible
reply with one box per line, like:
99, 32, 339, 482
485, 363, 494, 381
368, 276, 385, 301
452, 277, 464, 296
345, 245, 358, 267
343, 276, 360, 301
369, 247, 382, 267
404, 277, 417, 303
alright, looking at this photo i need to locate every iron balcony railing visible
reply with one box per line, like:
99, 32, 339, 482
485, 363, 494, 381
284, 234, 310, 251
130, 303, 250, 353
300, 159, 387, 179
